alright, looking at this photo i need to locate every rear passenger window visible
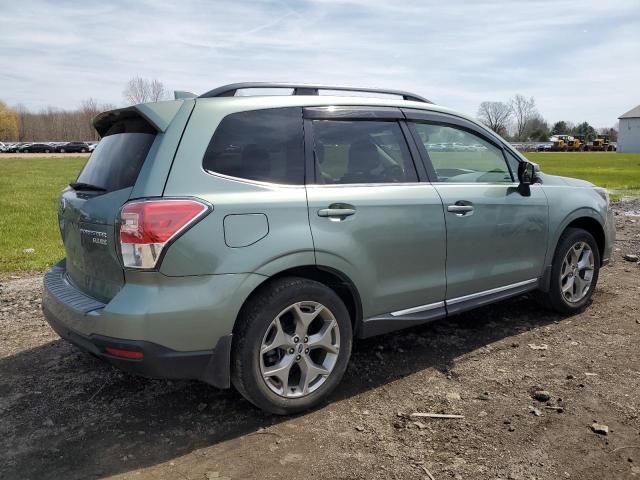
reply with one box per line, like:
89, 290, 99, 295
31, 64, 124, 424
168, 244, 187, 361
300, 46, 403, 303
312, 120, 417, 184
203, 107, 304, 185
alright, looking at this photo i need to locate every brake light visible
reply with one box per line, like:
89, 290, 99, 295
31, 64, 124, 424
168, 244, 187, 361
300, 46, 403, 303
118, 199, 209, 269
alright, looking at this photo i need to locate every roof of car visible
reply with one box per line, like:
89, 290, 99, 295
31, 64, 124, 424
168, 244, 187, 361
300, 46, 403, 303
195, 93, 469, 122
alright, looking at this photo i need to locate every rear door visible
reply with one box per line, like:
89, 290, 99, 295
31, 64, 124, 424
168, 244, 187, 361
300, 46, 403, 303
304, 107, 447, 328
405, 110, 548, 307
59, 113, 157, 301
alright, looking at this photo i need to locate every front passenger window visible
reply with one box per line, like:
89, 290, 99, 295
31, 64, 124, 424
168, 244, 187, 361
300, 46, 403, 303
410, 123, 512, 183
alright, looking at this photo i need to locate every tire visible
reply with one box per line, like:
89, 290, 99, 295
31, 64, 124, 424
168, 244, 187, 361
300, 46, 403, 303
231, 277, 352, 415
540, 228, 600, 314
45, 149, 50, 153
59, 149, 65, 153
81, 148, 87, 153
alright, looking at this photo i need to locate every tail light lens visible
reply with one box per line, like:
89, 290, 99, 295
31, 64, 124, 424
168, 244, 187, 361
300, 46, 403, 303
118, 198, 209, 269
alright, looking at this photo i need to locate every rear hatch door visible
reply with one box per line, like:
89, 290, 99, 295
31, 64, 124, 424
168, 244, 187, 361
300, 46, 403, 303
60, 112, 157, 301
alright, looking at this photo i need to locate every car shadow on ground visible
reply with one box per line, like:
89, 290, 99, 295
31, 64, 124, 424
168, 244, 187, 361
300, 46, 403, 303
1, 294, 563, 480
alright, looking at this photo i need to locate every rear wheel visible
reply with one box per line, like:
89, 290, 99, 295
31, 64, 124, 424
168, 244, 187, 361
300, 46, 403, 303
540, 228, 600, 314
231, 277, 352, 415
59, 148, 65, 153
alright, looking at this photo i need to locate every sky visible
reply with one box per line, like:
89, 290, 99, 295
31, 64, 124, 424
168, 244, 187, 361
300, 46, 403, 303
1, 0, 639, 128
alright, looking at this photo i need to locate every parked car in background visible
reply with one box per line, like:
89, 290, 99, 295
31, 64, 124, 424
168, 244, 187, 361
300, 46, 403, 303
42, 82, 615, 415
57, 141, 90, 153
20, 143, 56, 153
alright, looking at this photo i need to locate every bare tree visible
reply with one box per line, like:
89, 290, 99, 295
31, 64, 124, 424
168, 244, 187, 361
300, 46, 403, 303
477, 101, 512, 136
149, 79, 166, 102
510, 94, 537, 141
123, 76, 168, 104
13, 99, 115, 141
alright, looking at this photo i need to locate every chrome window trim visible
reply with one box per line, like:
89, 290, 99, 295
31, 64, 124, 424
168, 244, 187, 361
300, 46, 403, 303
306, 182, 430, 188
390, 301, 445, 317
446, 278, 538, 305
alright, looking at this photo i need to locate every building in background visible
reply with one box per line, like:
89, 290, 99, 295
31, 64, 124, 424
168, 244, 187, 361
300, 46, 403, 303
618, 105, 640, 153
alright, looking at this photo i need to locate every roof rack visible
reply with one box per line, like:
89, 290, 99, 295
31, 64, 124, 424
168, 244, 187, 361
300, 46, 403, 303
199, 82, 432, 104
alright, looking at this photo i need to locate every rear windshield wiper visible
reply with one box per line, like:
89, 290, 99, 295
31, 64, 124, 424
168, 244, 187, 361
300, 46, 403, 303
69, 182, 107, 192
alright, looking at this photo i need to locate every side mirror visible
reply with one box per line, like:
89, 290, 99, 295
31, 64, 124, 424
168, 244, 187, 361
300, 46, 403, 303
517, 161, 536, 196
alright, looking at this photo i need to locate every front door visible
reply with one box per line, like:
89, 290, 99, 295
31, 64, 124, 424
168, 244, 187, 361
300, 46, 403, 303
304, 112, 447, 325
407, 119, 548, 304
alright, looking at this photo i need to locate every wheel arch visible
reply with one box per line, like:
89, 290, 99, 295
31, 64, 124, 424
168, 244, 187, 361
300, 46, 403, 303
564, 216, 605, 262
233, 265, 363, 337
541, 210, 606, 292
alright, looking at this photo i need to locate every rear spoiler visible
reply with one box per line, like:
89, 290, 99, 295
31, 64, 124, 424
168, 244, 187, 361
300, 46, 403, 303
93, 100, 188, 137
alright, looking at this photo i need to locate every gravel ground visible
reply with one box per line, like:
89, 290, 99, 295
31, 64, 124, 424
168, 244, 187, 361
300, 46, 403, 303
1, 201, 639, 480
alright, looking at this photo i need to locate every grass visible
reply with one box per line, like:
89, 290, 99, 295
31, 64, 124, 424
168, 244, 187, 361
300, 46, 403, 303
0, 152, 639, 273
0, 156, 86, 273
523, 152, 640, 201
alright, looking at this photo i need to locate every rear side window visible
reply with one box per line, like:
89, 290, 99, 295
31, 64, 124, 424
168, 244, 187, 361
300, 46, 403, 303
203, 107, 304, 185
312, 120, 417, 184
76, 115, 156, 193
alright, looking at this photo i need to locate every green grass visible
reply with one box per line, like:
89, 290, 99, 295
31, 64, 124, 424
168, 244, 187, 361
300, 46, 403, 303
0, 152, 639, 273
0, 156, 86, 272
523, 152, 640, 201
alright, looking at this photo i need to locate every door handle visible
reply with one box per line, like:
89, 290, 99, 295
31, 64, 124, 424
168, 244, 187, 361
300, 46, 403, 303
318, 203, 356, 219
318, 208, 356, 218
447, 204, 474, 216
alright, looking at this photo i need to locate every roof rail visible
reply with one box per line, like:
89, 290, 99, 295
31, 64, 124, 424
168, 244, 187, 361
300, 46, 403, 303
199, 82, 432, 104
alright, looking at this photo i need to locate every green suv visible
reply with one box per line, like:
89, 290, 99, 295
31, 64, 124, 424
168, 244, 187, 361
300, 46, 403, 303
42, 83, 615, 414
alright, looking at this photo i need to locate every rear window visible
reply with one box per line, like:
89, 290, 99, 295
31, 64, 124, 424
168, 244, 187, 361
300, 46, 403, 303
76, 115, 156, 193
202, 107, 304, 185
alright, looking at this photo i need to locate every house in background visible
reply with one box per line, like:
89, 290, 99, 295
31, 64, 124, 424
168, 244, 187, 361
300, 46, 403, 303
618, 105, 640, 153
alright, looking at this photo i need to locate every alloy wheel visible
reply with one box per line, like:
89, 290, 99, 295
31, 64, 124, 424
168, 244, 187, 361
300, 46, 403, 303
259, 301, 340, 398
560, 241, 595, 303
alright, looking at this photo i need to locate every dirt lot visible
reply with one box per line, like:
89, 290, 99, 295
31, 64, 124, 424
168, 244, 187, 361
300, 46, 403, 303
1, 201, 640, 480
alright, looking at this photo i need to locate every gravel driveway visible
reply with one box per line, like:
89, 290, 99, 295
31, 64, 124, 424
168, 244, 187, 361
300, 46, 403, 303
1, 201, 639, 480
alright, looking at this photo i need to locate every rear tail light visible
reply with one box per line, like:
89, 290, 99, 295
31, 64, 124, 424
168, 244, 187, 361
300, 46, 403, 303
118, 198, 210, 269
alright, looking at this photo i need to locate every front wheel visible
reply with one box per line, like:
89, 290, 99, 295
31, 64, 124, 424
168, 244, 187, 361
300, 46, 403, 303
540, 228, 600, 314
231, 277, 352, 415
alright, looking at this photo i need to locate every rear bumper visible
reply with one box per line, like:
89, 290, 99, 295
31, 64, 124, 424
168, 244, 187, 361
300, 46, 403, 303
44, 303, 232, 387
41, 262, 263, 388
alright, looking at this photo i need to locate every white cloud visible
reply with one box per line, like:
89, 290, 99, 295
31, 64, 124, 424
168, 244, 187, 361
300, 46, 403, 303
0, 0, 638, 127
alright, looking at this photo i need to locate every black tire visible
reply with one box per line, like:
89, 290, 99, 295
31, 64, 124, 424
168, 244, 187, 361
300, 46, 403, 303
81, 148, 87, 153
231, 277, 352, 415
540, 228, 600, 314
59, 149, 65, 153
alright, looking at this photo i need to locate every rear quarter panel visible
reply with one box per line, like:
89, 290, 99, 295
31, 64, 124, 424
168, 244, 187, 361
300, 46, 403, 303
160, 98, 315, 277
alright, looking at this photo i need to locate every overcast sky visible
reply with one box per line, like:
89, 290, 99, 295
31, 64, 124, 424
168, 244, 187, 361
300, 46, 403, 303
1, 0, 638, 127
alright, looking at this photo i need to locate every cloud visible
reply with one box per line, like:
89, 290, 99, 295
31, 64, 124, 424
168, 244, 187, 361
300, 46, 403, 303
0, 0, 638, 126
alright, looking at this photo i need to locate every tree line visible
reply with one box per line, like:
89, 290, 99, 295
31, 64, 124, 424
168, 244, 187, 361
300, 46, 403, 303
0, 77, 169, 142
0, 79, 619, 143
477, 95, 618, 143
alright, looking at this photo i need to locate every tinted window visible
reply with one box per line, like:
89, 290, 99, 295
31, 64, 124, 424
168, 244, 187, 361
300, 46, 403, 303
312, 120, 417, 184
505, 149, 521, 174
203, 107, 304, 185
76, 116, 155, 193
410, 123, 512, 183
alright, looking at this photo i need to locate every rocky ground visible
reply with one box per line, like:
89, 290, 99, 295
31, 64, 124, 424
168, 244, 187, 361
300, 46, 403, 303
1, 200, 639, 480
